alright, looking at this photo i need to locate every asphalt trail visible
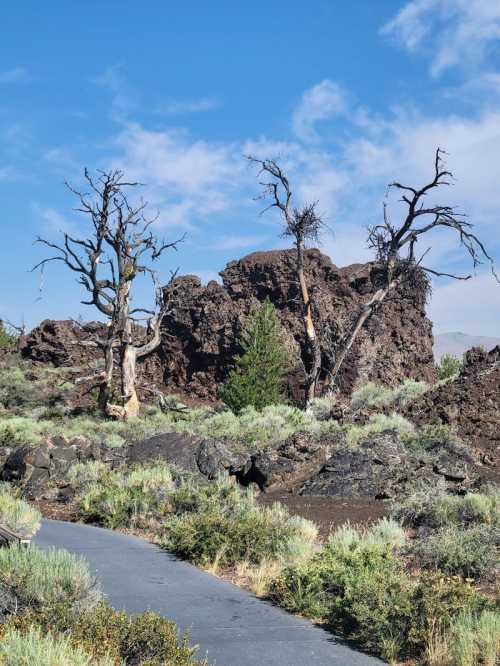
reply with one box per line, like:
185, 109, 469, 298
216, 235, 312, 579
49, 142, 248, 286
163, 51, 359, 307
34, 519, 385, 666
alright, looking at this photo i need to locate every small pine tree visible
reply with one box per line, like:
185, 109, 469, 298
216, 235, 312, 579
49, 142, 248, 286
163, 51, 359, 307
436, 353, 463, 381
221, 298, 289, 413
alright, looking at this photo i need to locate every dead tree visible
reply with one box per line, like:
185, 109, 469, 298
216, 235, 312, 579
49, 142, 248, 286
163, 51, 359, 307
33, 169, 183, 419
329, 148, 494, 387
248, 157, 323, 405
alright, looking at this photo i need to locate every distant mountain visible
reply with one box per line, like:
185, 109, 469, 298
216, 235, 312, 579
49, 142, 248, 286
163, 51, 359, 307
434, 332, 500, 360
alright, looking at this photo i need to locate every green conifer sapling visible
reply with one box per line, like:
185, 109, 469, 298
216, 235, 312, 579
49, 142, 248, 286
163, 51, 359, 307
221, 298, 289, 413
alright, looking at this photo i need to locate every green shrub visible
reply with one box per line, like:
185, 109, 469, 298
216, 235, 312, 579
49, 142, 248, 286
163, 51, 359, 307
350, 379, 428, 414
401, 423, 469, 457
392, 488, 500, 530
220, 298, 289, 413
0, 487, 41, 538
350, 382, 394, 412
163, 497, 317, 568
407, 572, 491, 657
0, 545, 99, 609
392, 379, 429, 406
436, 353, 463, 381
345, 412, 415, 447
408, 525, 498, 580
0, 626, 115, 666
270, 521, 413, 659
76, 463, 175, 530
306, 395, 337, 421
5, 602, 205, 665
268, 520, 490, 661
444, 610, 500, 666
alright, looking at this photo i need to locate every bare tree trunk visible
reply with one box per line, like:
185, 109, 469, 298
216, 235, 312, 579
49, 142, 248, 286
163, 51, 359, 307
98, 339, 115, 413
121, 343, 139, 419
329, 285, 390, 389
297, 242, 321, 405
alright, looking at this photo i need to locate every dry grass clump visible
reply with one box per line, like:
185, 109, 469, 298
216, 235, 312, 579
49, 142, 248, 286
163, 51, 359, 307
0, 544, 99, 610
0, 485, 41, 537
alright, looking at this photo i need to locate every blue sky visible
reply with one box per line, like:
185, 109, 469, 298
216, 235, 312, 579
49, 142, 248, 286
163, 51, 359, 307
1, 0, 500, 335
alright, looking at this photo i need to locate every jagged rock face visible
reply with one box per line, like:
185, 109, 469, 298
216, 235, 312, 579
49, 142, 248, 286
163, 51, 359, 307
299, 430, 480, 499
20, 320, 102, 367
404, 346, 500, 465
21, 250, 436, 401
159, 249, 435, 400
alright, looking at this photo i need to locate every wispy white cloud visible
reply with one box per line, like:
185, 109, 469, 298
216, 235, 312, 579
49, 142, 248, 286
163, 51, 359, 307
382, 0, 500, 76
33, 204, 78, 236
292, 80, 347, 142
428, 271, 500, 336
157, 98, 219, 115
193, 269, 221, 284
0, 67, 28, 84
111, 122, 245, 229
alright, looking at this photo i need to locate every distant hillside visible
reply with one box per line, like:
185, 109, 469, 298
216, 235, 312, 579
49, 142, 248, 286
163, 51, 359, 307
434, 332, 500, 360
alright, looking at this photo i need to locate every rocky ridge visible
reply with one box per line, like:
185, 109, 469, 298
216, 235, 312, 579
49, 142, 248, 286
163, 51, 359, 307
21, 249, 436, 402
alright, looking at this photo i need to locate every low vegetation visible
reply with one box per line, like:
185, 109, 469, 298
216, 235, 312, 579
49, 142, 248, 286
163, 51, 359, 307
0, 626, 115, 666
71, 463, 317, 569
350, 379, 429, 413
269, 521, 495, 663
408, 524, 498, 580
392, 487, 500, 530
0, 484, 205, 664
3, 603, 205, 666
70, 459, 499, 664
436, 353, 464, 382
0, 484, 41, 537
0, 544, 99, 610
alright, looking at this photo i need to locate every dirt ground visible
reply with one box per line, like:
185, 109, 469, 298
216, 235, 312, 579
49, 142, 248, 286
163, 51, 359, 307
258, 491, 389, 539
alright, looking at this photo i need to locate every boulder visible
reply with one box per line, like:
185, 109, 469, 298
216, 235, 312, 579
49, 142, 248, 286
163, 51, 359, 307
127, 432, 202, 474
195, 439, 251, 480
300, 430, 480, 499
241, 432, 340, 491
126, 431, 252, 481
2, 435, 98, 499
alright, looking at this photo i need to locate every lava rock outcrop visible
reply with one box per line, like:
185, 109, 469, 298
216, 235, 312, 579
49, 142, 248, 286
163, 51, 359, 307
22, 249, 436, 401
404, 346, 500, 465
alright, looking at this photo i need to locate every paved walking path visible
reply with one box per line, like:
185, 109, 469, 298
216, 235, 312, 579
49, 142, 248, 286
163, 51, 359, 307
34, 519, 384, 666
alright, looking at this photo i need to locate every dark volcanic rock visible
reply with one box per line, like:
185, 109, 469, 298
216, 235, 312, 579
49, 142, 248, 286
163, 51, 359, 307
19, 320, 103, 367
22, 250, 435, 402
127, 432, 252, 480
2, 435, 99, 499
300, 430, 480, 500
242, 432, 341, 491
404, 346, 500, 465
196, 439, 251, 480
160, 251, 435, 401
127, 431, 202, 474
